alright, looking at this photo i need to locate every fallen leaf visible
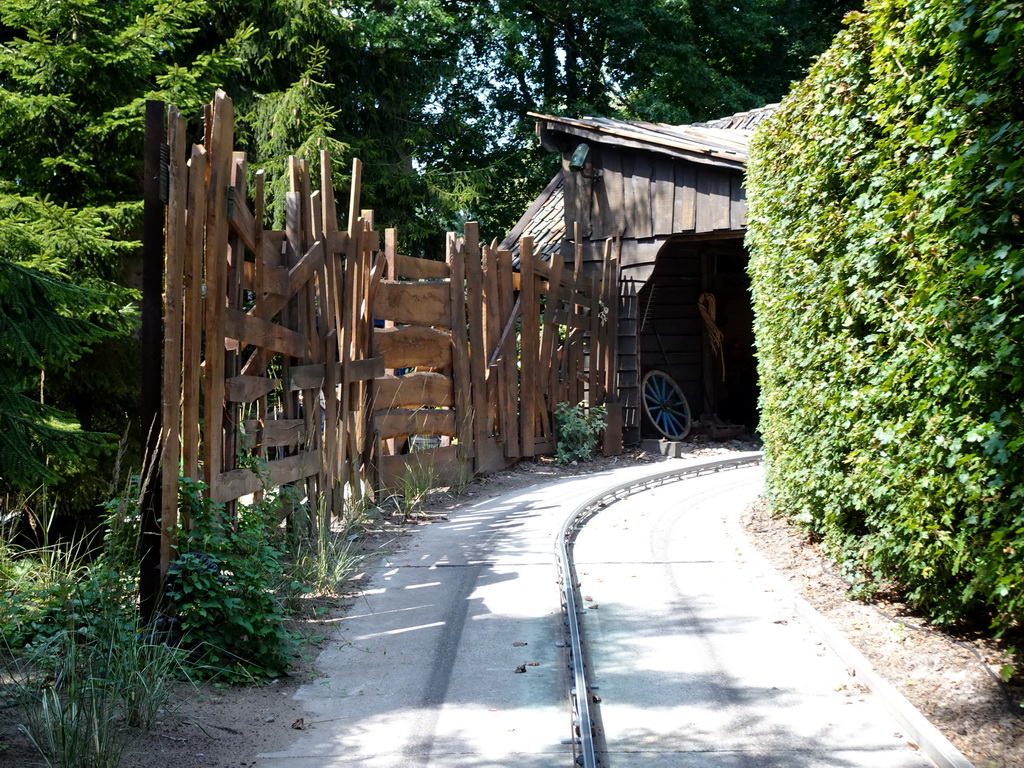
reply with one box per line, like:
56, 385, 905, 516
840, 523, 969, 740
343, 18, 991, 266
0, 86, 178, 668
587, 604, 599, 609
513, 641, 528, 647
514, 664, 527, 674
527, 662, 540, 666
291, 718, 306, 730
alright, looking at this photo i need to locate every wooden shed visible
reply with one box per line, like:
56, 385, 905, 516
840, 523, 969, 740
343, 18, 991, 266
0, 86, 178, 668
502, 107, 776, 444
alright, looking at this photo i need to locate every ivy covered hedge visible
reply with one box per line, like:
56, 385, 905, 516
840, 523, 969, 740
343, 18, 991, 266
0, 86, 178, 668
746, 0, 1024, 642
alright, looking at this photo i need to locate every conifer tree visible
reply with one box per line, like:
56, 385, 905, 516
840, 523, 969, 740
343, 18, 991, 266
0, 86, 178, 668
0, 0, 246, 500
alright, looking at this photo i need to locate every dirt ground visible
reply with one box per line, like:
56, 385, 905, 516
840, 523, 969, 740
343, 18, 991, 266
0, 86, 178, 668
3, 442, 1022, 767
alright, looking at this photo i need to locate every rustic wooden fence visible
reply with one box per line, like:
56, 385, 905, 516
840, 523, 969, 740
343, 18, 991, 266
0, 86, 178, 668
153, 91, 621, 575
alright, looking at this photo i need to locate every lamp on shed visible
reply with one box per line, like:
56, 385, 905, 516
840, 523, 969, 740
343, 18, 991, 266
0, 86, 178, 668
569, 143, 602, 181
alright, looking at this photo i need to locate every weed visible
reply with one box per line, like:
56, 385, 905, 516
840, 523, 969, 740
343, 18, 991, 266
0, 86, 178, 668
554, 402, 608, 464
286, 497, 369, 598
388, 459, 438, 522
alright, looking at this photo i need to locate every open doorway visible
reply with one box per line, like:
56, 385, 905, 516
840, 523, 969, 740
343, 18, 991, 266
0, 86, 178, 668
635, 237, 759, 438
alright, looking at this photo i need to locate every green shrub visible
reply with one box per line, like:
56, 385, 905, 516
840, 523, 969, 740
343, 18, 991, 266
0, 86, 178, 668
167, 479, 296, 681
746, 0, 1024, 644
554, 402, 608, 464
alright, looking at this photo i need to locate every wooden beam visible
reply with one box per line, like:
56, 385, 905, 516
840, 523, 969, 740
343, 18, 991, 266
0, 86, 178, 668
201, 90, 234, 495
375, 325, 453, 369
496, 248, 520, 458
374, 409, 458, 440
225, 307, 307, 359
161, 105, 187, 577
519, 236, 538, 456
374, 281, 451, 328
373, 372, 454, 409
226, 375, 281, 402
241, 419, 306, 448
181, 144, 207, 482
448, 233, 474, 459
394, 252, 449, 280
464, 223, 490, 458
210, 450, 321, 503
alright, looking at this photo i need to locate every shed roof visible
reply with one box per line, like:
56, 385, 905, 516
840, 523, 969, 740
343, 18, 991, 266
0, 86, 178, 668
530, 104, 777, 170
502, 106, 777, 261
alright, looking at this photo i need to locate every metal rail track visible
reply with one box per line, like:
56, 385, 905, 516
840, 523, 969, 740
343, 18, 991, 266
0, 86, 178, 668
555, 453, 763, 767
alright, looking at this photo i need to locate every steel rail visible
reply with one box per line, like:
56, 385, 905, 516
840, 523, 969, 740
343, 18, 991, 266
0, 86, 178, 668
555, 453, 763, 767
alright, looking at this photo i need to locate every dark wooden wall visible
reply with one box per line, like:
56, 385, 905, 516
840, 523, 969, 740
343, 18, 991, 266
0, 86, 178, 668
562, 145, 746, 243
560, 145, 749, 443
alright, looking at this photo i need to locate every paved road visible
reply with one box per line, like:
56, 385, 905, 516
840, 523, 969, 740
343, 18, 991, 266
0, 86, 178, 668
257, 458, 937, 768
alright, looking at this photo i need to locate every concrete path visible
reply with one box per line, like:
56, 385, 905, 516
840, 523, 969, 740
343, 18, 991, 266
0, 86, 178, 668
573, 466, 934, 767
256, 458, 938, 768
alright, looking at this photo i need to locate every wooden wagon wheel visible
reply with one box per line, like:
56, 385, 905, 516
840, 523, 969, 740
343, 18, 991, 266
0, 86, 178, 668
641, 370, 692, 441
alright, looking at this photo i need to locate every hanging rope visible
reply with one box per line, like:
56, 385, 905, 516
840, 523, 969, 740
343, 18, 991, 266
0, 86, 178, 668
698, 292, 726, 381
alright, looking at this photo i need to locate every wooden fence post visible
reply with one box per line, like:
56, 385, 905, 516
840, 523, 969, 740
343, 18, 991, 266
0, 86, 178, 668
140, 99, 165, 624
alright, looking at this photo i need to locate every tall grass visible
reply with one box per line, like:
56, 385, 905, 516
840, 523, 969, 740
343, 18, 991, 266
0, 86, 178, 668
2, 475, 186, 767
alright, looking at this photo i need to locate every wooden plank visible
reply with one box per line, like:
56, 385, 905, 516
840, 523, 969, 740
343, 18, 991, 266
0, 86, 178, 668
588, 272, 602, 406
346, 356, 386, 383
377, 446, 470, 492
711, 167, 734, 231
630, 152, 653, 239
464, 223, 490, 459
541, 228, 566, 408
374, 281, 450, 328
336, 161, 361, 495
262, 230, 287, 269
534, 437, 556, 455
374, 409, 458, 440
674, 163, 697, 233
496, 249, 520, 458
602, 402, 623, 456
474, 435, 509, 476
482, 239, 501, 437
226, 375, 281, 402
374, 325, 453, 369
225, 307, 307, 359
730, 172, 747, 230
373, 372, 454, 409
250, 169, 267, 388
313, 153, 339, 515
210, 450, 321, 503
551, 310, 592, 330
288, 358, 385, 392
604, 150, 626, 238
695, 166, 733, 233
181, 144, 206, 482
519, 236, 538, 456
227, 187, 258, 254
562, 154, 594, 239
395, 252, 449, 280
287, 363, 327, 391
652, 159, 675, 236
237, 243, 324, 378
224, 150, 247, 488
201, 90, 233, 490
242, 419, 306, 448
591, 148, 622, 241
605, 238, 621, 406
161, 105, 187, 574
242, 261, 289, 296
448, 233, 474, 459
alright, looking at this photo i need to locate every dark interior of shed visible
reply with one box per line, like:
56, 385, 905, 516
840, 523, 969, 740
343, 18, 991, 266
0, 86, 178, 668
635, 238, 759, 438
